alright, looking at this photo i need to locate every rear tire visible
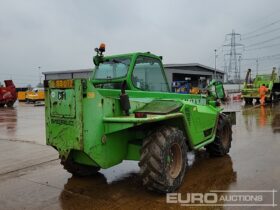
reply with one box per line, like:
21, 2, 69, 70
61, 158, 100, 177
6, 101, 14, 107
267, 93, 275, 103
244, 98, 253, 104
139, 126, 188, 193
206, 114, 232, 156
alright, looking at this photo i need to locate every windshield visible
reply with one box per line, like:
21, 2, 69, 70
132, 56, 169, 92
94, 58, 130, 80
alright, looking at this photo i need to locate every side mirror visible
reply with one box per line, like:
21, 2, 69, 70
215, 81, 225, 99
93, 53, 104, 66
93, 56, 101, 66
93, 43, 106, 66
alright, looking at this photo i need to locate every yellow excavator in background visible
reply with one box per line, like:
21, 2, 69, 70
25, 88, 45, 103
18, 90, 32, 102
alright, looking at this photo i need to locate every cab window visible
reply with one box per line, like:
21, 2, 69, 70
94, 58, 130, 80
132, 56, 169, 92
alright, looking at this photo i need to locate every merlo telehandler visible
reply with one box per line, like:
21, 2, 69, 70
44, 44, 234, 193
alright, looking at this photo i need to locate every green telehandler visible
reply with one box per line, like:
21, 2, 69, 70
44, 44, 234, 193
241, 67, 280, 104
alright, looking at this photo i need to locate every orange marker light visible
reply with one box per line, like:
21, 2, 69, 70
99, 43, 106, 52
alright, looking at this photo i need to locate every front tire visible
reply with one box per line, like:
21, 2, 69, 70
244, 98, 253, 104
139, 126, 188, 193
206, 114, 232, 156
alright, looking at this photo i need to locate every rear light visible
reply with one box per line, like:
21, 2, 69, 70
135, 112, 147, 118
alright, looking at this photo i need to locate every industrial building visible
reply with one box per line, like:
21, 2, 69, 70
164, 63, 224, 91
43, 63, 224, 92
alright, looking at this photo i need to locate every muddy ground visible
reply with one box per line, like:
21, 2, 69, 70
0, 101, 279, 210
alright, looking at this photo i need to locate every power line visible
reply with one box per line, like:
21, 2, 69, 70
242, 54, 280, 62
261, 62, 279, 71
241, 59, 258, 64
258, 65, 280, 72
242, 19, 280, 36
246, 35, 280, 47
245, 43, 280, 51
238, 9, 280, 32
242, 27, 280, 40
258, 52, 280, 60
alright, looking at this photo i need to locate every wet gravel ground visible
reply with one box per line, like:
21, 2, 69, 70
0, 101, 279, 210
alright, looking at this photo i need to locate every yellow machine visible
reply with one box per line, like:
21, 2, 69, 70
25, 88, 45, 103
190, 87, 201, 94
17, 90, 32, 102
17, 91, 26, 102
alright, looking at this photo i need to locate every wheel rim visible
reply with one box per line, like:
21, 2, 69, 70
167, 143, 182, 178
221, 125, 230, 148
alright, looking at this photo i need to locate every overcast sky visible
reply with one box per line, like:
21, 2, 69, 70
1, 0, 280, 86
